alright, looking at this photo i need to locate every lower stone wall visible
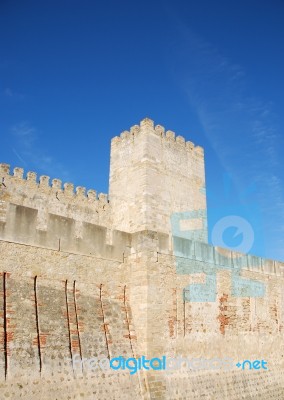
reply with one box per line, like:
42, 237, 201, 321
0, 271, 147, 400
0, 274, 136, 376
0, 368, 144, 400
0, 240, 284, 399
0, 364, 284, 399
164, 368, 284, 399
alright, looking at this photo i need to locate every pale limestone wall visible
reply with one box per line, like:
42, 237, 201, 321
0, 238, 284, 399
125, 244, 284, 399
109, 118, 207, 241
0, 270, 145, 400
0, 239, 148, 399
0, 194, 131, 261
0, 118, 284, 399
0, 163, 111, 230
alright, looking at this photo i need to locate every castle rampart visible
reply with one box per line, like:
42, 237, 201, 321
0, 118, 284, 399
0, 163, 111, 228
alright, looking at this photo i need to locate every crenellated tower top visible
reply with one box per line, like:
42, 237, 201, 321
109, 117, 207, 240
1, 118, 207, 242
111, 117, 204, 157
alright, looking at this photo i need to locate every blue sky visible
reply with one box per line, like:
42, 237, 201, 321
1, 0, 284, 260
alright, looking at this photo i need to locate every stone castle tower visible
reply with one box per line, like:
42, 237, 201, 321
0, 118, 283, 400
109, 118, 207, 240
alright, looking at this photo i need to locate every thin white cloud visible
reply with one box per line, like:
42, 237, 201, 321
11, 121, 36, 151
11, 122, 70, 180
12, 147, 27, 165
5, 88, 13, 97
3, 88, 25, 100
167, 25, 284, 260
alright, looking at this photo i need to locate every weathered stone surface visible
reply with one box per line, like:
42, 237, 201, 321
0, 118, 283, 399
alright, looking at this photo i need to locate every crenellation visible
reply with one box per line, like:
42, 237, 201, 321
194, 145, 204, 157
111, 135, 121, 145
75, 186, 86, 198
51, 178, 62, 190
154, 124, 165, 136
130, 124, 140, 135
176, 135, 186, 145
186, 140, 195, 150
0, 163, 10, 175
26, 171, 37, 182
39, 175, 50, 187
120, 130, 131, 140
98, 192, 108, 203
13, 167, 24, 179
165, 130, 175, 140
0, 162, 109, 209
0, 160, 113, 242
109, 118, 207, 237
63, 182, 74, 197
140, 117, 154, 129
87, 188, 96, 201
110, 121, 199, 158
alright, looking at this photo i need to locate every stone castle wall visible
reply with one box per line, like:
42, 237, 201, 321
0, 163, 111, 228
0, 238, 284, 399
0, 118, 284, 399
0, 162, 131, 260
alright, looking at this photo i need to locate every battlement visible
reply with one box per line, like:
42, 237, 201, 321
1, 119, 284, 400
0, 163, 108, 203
109, 117, 207, 235
1, 118, 207, 241
0, 162, 113, 252
111, 117, 204, 157
171, 235, 284, 277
